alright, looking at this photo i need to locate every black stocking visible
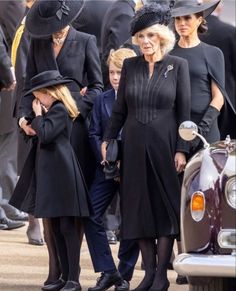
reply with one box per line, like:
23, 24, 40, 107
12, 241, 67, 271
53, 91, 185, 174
43, 218, 61, 285
51, 217, 80, 282
135, 238, 156, 290
151, 236, 174, 289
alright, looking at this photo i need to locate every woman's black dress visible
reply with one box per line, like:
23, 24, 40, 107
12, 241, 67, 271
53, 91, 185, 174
171, 42, 228, 145
104, 54, 191, 240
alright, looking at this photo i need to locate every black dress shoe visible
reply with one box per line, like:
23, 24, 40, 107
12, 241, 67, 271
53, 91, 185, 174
42, 278, 66, 291
115, 279, 129, 291
0, 217, 25, 230
176, 275, 188, 285
88, 271, 123, 291
61, 281, 81, 291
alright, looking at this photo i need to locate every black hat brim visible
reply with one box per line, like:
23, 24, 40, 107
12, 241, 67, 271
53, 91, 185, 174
171, 0, 220, 18
25, 79, 72, 96
26, 0, 84, 38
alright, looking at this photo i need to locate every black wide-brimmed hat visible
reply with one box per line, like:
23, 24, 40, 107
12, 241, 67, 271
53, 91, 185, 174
171, 0, 220, 18
25, 70, 73, 95
26, 0, 84, 38
131, 3, 172, 36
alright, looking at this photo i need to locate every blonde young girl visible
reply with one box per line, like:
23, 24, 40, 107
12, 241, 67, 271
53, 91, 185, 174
10, 70, 90, 291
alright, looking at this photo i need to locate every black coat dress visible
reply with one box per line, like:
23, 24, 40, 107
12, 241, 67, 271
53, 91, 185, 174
10, 101, 90, 218
104, 55, 191, 240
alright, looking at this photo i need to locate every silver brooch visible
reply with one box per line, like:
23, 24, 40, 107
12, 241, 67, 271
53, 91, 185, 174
164, 64, 174, 78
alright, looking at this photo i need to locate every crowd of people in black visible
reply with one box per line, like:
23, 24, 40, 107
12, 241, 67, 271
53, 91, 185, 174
0, 1, 235, 291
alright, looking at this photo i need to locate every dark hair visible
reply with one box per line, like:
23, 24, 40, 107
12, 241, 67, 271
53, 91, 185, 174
195, 12, 208, 34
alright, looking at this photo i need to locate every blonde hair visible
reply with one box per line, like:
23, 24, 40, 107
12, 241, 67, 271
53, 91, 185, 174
37, 85, 79, 119
135, 0, 144, 11
132, 23, 175, 55
107, 48, 137, 69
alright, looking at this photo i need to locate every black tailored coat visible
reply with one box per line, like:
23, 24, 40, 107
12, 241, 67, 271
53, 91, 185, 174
0, 0, 25, 49
104, 55, 191, 240
0, 26, 15, 134
72, 0, 115, 54
19, 27, 103, 186
10, 101, 90, 218
100, 0, 135, 88
200, 15, 236, 139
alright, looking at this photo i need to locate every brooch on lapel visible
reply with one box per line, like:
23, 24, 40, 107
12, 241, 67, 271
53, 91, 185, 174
164, 64, 174, 78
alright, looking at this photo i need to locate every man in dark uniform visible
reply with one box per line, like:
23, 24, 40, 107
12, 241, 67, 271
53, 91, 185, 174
200, 0, 236, 139
0, 26, 25, 230
100, 0, 136, 89
72, 0, 116, 55
0, 0, 27, 223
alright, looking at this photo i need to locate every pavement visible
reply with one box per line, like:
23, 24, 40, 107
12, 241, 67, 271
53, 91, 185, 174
0, 222, 188, 291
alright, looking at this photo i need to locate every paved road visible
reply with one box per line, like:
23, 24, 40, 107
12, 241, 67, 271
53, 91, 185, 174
0, 223, 188, 291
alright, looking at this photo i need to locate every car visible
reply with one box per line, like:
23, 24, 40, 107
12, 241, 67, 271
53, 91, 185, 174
174, 121, 236, 291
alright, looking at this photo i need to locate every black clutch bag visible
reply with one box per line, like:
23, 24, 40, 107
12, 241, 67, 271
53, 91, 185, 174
103, 139, 120, 180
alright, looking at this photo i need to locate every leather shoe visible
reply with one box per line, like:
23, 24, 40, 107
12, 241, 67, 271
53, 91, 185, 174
176, 275, 188, 285
115, 279, 129, 291
42, 278, 66, 291
0, 203, 28, 221
0, 217, 25, 230
88, 271, 123, 291
106, 230, 117, 245
27, 228, 44, 246
0, 223, 8, 230
61, 281, 81, 291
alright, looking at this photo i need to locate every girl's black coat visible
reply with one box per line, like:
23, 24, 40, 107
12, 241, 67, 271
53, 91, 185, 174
10, 102, 90, 218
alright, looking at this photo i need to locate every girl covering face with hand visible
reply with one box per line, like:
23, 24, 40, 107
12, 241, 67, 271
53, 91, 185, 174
10, 70, 90, 291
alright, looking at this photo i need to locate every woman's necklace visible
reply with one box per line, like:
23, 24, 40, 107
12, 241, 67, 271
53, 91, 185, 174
52, 36, 67, 46
52, 26, 69, 46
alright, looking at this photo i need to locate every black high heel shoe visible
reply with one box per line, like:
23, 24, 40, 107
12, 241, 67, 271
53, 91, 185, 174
132, 274, 155, 291
149, 280, 170, 291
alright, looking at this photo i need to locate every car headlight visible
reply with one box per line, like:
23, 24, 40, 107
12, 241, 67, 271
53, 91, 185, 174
225, 177, 236, 209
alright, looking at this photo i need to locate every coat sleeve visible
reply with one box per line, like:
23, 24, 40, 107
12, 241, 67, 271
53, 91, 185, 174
31, 104, 67, 144
175, 58, 191, 153
204, 44, 235, 114
81, 35, 103, 118
0, 28, 14, 89
88, 94, 103, 163
103, 61, 128, 140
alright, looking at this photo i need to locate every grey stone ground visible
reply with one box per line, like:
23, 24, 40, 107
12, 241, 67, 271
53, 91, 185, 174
0, 222, 188, 291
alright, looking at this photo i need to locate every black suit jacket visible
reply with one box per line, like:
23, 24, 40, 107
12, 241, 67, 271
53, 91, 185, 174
72, 0, 115, 54
100, 0, 135, 88
0, 26, 15, 134
0, 0, 25, 48
0, 27, 13, 89
200, 15, 236, 138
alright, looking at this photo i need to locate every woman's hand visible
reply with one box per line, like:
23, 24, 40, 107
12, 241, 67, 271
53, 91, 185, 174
174, 152, 186, 173
20, 119, 36, 136
101, 141, 108, 165
32, 98, 42, 116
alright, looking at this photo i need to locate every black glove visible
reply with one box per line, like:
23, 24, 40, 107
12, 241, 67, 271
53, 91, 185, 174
103, 140, 120, 180
191, 105, 220, 151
